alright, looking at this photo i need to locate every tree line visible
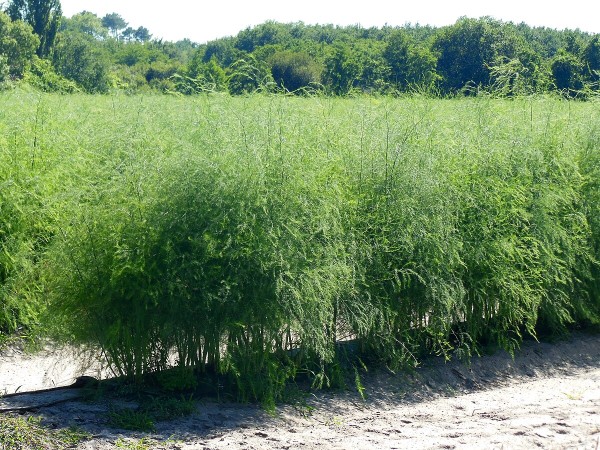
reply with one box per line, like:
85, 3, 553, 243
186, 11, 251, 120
1, 0, 599, 96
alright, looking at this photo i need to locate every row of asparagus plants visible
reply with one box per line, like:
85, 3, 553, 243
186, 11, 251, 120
1, 90, 598, 403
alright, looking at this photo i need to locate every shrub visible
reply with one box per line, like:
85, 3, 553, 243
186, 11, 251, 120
22, 57, 80, 93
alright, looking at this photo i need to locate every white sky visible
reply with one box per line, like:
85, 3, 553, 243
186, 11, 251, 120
59, 0, 600, 44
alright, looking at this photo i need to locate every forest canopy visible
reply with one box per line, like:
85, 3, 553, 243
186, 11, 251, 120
1, 0, 599, 96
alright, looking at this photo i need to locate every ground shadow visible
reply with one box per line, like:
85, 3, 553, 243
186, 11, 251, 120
1, 331, 599, 448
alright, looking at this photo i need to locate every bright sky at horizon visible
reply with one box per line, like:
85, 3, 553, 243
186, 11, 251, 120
59, 0, 599, 44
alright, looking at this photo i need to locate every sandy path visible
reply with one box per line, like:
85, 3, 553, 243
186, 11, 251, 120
1, 333, 599, 449
232, 369, 600, 449
0, 344, 106, 394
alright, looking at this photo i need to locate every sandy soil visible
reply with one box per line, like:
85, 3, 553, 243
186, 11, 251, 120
1, 333, 599, 449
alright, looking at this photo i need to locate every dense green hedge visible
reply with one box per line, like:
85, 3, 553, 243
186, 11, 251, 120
1, 91, 598, 402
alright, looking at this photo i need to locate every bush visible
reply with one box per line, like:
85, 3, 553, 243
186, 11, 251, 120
23, 57, 80, 93
269, 50, 321, 92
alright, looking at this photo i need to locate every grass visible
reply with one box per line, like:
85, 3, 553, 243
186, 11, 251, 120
108, 408, 156, 433
107, 394, 196, 432
0, 415, 89, 450
114, 436, 183, 450
114, 438, 152, 450
1, 90, 599, 403
563, 390, 585, 400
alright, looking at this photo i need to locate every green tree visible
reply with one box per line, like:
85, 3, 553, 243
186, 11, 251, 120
582, 35, 600, 86
551, 49, 584, 96
52, 31, 110, 92
61, 10, 107, 39
120, 26, 135, 41
115, 42, 151, 66
383, 29, 438, 91
0, 54, 8, 84
171, 38, 197, 63
563, 30, 585, 55
119, 26, 151, 43
235, 21, 290, 52
433, 17, 527, 94
200, 37, 242, 66
101, 12, 127, 39
0, 9, 39, 77
350, 39, 390, 93
6, 0, 61, 57
133, 26, 151, 43
433, 18, 494, 93
145, 59, 178, 84
321, 44, 361, 95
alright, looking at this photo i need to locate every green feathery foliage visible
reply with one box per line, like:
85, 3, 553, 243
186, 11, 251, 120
1, 91, 598, 402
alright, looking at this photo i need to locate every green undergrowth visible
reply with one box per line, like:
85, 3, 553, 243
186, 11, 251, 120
107, 393, 197, 432
0, 415, 89, 450
1, 90, 599, 404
